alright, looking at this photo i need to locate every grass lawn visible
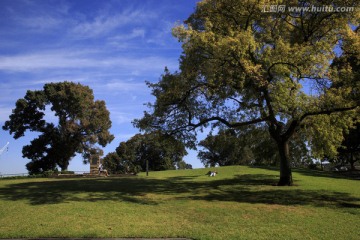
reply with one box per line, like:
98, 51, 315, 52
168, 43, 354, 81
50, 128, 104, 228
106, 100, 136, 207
0, 166, 359, 240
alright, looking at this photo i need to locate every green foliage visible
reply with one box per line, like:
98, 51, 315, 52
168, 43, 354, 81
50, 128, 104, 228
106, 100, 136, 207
305, 113, 355, 159
102, 152, 129, 174
176, 160, 187, 170
135, 0, 360, 185
60, 170, 75, 174
2, 82, 114, 174
198, 129, 254, 166
115, 131, 188, 173
42, 170, 57, 177
335, 123, 360, 169
307, 163, 320, 170
176, 160, 192, 169
199, 126, 311, 167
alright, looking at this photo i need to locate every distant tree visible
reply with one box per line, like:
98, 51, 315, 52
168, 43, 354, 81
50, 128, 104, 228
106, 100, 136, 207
337, 123, 360, 170
246, 127, 278, 166
177, 161, 193, 170
198, 129, 254, 166
3, 82, 114, 174
115, 137, 143, 174
198, 126, 310, 167
135, 0, 359, 185
250, 125, 311, 167
102, 152, 125, 174
330, 30, 360, 170
308, 26, 360, 162
116, 132, 188, 173
177, 160, 187, 170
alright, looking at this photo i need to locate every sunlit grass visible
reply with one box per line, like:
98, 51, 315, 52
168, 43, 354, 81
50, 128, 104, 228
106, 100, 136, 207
0, 166, 359, 239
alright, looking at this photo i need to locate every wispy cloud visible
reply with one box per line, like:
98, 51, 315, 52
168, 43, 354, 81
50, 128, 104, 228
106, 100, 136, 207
71, 9, 155, 39
17, 16, 62, 30
0, 49, 178, 73
146, 21, 177, 46
109, 110, 136, 125
104, 80, 147, 92
108, 28, 146, 47
3, 1, 70, 32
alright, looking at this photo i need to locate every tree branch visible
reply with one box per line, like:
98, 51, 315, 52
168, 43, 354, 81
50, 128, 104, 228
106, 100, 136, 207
299, 106, 359, 122
262, 89, 280, 127
188, 115, 270, 130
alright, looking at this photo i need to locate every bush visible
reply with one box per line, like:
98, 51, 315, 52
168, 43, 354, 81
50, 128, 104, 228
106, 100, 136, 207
42, 170, 57, 177
60, 170, 74, 174
308, 163, 319, 170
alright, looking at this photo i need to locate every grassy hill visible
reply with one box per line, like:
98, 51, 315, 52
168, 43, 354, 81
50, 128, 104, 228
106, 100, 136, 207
0, 166, 359, 239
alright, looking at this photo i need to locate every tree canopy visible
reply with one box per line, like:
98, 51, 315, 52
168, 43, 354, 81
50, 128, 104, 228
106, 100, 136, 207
3, 81, 114, 174
135, 0, 360, 185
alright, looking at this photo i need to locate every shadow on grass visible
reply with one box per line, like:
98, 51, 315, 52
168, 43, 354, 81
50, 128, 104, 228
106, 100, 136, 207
250, 165, 360, 180
0, 174, 359, 210
293, 168, 360, 180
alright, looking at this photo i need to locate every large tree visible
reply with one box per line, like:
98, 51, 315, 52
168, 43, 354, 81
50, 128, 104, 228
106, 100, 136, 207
3, 81, 114, 173
135, 0, 359, 185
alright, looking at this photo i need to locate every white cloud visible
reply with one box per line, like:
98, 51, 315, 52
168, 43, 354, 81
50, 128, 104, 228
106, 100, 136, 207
71, 9, 155, 39
0, 51, 94, 72
146, 21, 175, 46
5, 1, 71, 32
105, 81, 147, 92
109, 28, 145, 42
0, 49, 178, 73
109, 110, 135, 125
17, 16, 62, 30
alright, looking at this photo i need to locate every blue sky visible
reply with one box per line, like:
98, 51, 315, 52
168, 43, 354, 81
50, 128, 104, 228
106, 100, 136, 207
0, 0, 203, 174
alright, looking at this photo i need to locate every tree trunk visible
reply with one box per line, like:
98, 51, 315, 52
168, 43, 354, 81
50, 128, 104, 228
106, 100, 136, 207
277, 140, 293, 186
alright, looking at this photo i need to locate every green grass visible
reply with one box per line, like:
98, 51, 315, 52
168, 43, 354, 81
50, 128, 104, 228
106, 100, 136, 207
0, 166, 359, 240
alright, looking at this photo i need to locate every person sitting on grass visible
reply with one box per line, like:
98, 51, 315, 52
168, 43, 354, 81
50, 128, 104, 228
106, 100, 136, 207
207, 171, 218, 177
98, 163, 109, 177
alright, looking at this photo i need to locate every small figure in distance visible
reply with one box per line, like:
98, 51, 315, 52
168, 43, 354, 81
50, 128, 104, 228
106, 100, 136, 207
207, 171, 218, 177
98, 163, 109, 177
98, 162, 103, 175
